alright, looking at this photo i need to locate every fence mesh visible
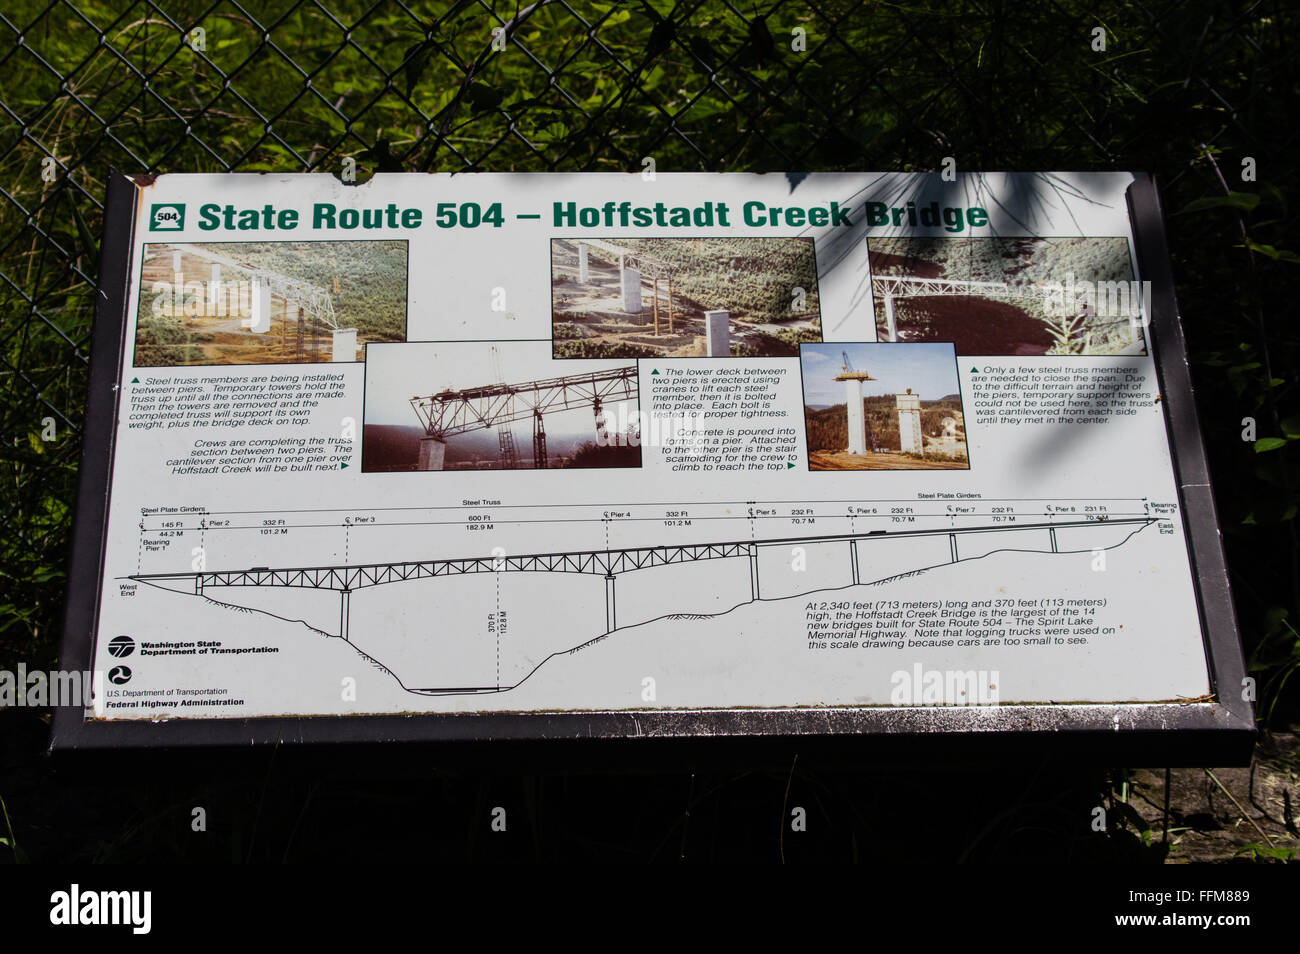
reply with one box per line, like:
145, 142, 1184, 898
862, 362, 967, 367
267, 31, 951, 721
0, 1, 1295, 687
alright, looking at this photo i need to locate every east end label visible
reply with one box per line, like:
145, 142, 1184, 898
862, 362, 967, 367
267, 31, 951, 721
195, 202, 423, 230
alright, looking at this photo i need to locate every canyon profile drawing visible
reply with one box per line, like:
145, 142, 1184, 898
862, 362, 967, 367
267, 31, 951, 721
130, 517, 1153, 697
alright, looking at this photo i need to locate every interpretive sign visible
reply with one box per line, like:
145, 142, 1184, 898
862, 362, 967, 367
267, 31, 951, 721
53, 171, 1252, 758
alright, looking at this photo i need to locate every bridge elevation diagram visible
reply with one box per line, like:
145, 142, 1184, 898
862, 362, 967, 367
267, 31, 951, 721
126, 500, 1161, 699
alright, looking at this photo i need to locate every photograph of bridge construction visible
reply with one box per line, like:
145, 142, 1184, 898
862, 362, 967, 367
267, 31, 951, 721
551, 237, 822, 359
362, 341, 641, 471
801, 342, 969, 470
868, 236, 1148, 356
134, 241, 408, 366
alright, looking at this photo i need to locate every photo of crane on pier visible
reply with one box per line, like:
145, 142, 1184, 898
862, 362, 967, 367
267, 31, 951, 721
134, 240, 408, 366
801, 342, 969, 470
362, 341, 642, 472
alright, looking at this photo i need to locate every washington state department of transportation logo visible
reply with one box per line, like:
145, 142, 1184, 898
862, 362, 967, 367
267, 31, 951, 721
108, 635, 135, 658
149, 202, 184, 231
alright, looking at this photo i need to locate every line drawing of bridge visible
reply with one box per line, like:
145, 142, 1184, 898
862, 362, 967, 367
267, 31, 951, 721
131, 517, 1153, 647
408, 365, 639, 470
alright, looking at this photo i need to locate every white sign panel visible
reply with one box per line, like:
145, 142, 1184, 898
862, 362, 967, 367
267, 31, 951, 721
55, 171, 1251, 752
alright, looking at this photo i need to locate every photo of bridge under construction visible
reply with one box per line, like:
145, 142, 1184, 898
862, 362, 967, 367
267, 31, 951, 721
868, 236, 1148, 356
362, 341, 642, 472
551, 237, 822, 359
134, 240, 408, 366
801, 342, 969, 471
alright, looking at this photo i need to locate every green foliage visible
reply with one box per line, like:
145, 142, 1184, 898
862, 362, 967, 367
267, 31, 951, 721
1178, 172, 1299, 725
0, 5, 1296, 867
619, 238, 820, 324
203, 241, 408, 343
134, 314, 214, 366
732, 325, 822, 357
1247, 611, 1300, 728
0, 794, 26, 864
132, 241, 407, 366
554, 340, 661, 359
1236, 842, 1298, 862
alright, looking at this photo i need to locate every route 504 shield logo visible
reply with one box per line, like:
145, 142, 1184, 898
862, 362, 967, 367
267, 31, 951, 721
149, 202, 185, 231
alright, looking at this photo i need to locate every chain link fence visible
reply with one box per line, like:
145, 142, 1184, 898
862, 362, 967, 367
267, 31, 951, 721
1, 2, 1295, 706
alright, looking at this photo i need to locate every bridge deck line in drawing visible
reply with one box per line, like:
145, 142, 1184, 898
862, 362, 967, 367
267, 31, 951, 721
131, 517, 1154, 642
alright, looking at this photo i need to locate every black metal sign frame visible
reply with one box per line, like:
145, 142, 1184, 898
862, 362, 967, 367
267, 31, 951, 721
50, 171, 1255, 764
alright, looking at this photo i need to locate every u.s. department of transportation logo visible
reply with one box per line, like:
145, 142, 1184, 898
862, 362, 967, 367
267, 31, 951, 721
149, 202, 185, 231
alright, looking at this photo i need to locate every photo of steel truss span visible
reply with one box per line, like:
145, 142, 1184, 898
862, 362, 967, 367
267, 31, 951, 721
407, 365, 639, 472
867, 236, 1148, 356
131, 517, 1155, 697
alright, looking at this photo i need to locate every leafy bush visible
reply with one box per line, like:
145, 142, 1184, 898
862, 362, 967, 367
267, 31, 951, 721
133, 315, 213, 366
617, 237, 820, 324
554, 340, 660, 359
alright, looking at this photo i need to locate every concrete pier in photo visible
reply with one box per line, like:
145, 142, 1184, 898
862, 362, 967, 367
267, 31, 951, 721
845, 378, 867, 454
418, 437, 447, 471
621, 266, 642, 314
332, 327, 357, 362
897, 390, 923, 455
705, 309, 730, 356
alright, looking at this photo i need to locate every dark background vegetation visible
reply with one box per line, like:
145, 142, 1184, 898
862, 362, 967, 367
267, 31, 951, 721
0, 1, 1296, 863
